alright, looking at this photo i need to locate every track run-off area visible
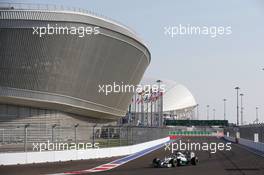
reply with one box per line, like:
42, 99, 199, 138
0, 137, 264, 175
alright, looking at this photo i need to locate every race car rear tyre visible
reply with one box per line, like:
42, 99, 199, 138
177, 159, 182, 166
152, 158, 161, 168
169, 159, 176, 167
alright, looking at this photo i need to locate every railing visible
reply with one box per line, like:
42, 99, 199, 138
0, 2, 140, 39
0, 125, 171, 153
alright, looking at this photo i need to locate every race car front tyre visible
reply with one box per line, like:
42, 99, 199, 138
191, 157, 198, 165
177, 159, 182, 166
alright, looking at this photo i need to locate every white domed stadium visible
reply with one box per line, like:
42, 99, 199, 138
127, 77, 197, 126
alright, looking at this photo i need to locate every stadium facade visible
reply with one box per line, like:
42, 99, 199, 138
0, 3, 151, 128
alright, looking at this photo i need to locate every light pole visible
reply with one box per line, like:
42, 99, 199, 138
206, 105, 210, 120
74, 124, 79, 144
92, 124, 97, 148
150, 88, 153, 127
52, 124, 58, 143
24, 124, 30, 152
156, 80, 162, 127
223, 99, 227, 120
213, 108, 216, 120
240, 94, 244, 125
235, 87, 240, 125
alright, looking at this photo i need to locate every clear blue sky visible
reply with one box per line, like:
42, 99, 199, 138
9, 0, 264, 123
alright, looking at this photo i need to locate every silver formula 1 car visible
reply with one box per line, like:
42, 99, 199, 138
152, 151, 198, 168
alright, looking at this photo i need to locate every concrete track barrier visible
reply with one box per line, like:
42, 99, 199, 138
0, 137, 170, 165
224, 135, 264, 153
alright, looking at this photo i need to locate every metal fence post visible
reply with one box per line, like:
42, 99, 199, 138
52, 126, 54, 142
24, 124, 30, 152
92, 125, 95, 148
119, 126, 121, 146
131, 127, 133, 145
74, 124, 79, 144
2, 129, 4, 144
107, 127, 110, 147
260, 125, 263, 143
126, 126, 129, 145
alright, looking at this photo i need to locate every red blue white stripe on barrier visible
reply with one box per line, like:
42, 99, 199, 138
63, 163, 120, 174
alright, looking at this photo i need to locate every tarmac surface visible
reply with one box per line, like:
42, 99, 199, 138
92, 137, 264, 175
0, 137, 264, 175
0, 157, 120, 175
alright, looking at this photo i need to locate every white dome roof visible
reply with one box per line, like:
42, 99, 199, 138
140, 77, 197, 111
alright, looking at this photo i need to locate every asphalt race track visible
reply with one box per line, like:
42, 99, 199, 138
0, 157, 120, 175
0, 137, 264, 175
93, 137, 264, 175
